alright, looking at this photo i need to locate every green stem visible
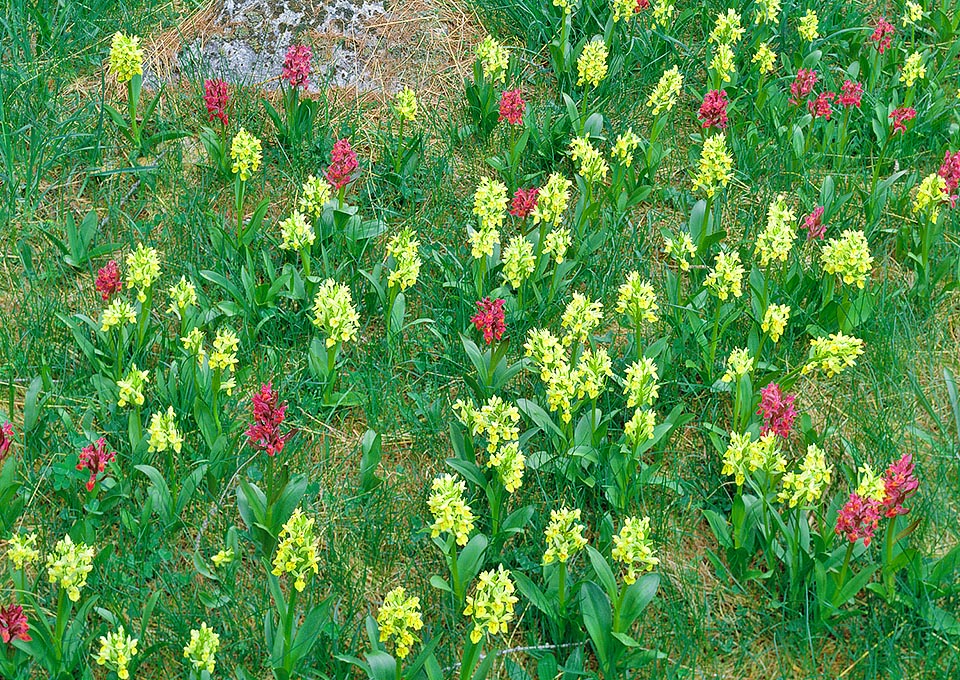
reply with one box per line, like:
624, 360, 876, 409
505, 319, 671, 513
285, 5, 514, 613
235, 176, 247, 243
127, 79, 140, 148
837, 541, 855, 594
557, 561, 567, 640
283, 585, 299, 671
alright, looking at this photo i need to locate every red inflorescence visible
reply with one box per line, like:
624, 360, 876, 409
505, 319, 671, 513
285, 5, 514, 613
889, 106, 916, 135
203, 79, 230, 126
789, 69, 818, 106
808, 91, 836, 121
835, 492, 882, 547
757, 383, 798, 439
498, 90, 526, 125
838, 80, 863, 108
803, 206, 826, 240
698, 90, 729, 130
471, 297, 506, 345
95, 260, 123, 301
77, 437, 116, 492
881, 454, 919, 518
245, 382, 292, 457
509, 187, 539, 218
325, 139, 359, 190
282, 44, 313, 88
0, 603, 31, 645
869, 17, 895, 54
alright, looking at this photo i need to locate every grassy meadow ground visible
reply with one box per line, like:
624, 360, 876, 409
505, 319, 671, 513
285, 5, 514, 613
1, 0, 959, 678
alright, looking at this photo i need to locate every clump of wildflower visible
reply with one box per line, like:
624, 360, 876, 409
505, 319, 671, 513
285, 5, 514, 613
722, 431, 785, 485
778, 444, 832, 507
427, 474, 475, 546
808, 91, 835, 120
502, 235, 536, 288
798, 10, 819, 42
326, 138, 359, 190
574, 347, 613, 400
299, 175, 333, 219
498, 89, 525, 125
692, 134, 733, 197
709, 44, 735, 83
147, 407, 183, 454
757, 382, 797, 438
755, 194, 796, 267
77, 438, 116, 492
761, 303, 790, 343
100, 298, 136, 332
647, 66, 683, 115
377, 587, 423, 659
652, 1, 674, 27
209, 328, 239, 374
902, 2, 923, 27
543, 227, 572, 264
821, 229, 873, 288
109, 32, 143, 83
524, 328, 565, 379
803, 332, 865, 377
386, 228, 422, 291
720, 347, 753, 384
6, 533, 40, 570
754, 0, 780, 24
544, 364, 578, 423
211, 548, 234, 567
0, 603, 31, 645
804, 206, 826, 240
889, 106, 916, 135
245, 382, 291, 457
532, 173, 571, 226
476, 36, 509, 84
230, 128, 262, 181
870, 18, 895, 54
117, 365, 149, 408
752, 42, 776, 75
663, 232, 696, 271
454, 396, 520, 451
577, 39, 609, 89
282, 44, 312, 87
510, 187, 539, 218
96, 626, 138, 680
126, 243, 160, 303
96, 261, 123, 301
938, 150, 960, 195
279, 210, 315, 251
542, 508, 588, 565
789, 69, 817, 105
624, 358, 659, 408
394, 87, 417, 122
704, 250, 744, 300
487, 441, 525, 492
463, 565, 518, 643
625, 409, 656, 446
272, 508, 321, 592
835, 493, 881, 546
560, 293, 604, 345
912, 173, 949, 222
856, 464, 887, 502
472, 176, 509, 240
311, 279, 360, 347
46, 536, 95, 602
569, 136, 609, 183
838, 80, 863, 108
471, 298, 507, 345
616, 272, 658, 326
881, 454, 919, 517
611, 0, 636, 23
181, 328, 206, 365
184, 623, 219, 675
709, 9, 745, 45
167, 276, 198, 316
698, 90, 728, 130
612, 516, 659, 584
611, 128, 641, 166
900, 51, 926, 87
203, 78, 229, 126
